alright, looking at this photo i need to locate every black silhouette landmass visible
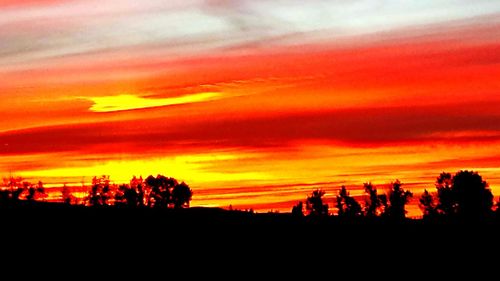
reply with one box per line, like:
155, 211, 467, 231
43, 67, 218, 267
1, 170, 500, 242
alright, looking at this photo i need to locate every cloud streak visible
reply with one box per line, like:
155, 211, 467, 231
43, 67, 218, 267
1, 0, 499, 68
88, 92, 222, 112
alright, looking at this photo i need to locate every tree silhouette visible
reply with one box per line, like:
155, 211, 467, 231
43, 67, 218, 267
336, 186, 362, 218
451, 170, 493, 218
291, 201, 304, 217
306, 189, 328, 216
88, 175, 112, 206
435, 172, 454, 215
433, 171, 493, 218
130, 176, 144, 207
419, 189, 437, 218
171, 182, 192, 209
386, 180, 412, 219
144, 175, 191, 209
114, 183, 141, 207
363, 182, 387, 217
145, 175, 176, 207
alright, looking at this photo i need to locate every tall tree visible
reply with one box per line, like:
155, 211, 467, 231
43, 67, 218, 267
451, 170, 493, 218
434, 171, 494, 218
435, 172, 454, 215
386, 180, 413, 219
88, 175, 112, 206
419, 189, 437, 218
336, 186, 362, 218
364, 183, 387, 217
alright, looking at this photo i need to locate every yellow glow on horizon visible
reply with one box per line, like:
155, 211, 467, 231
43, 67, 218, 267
88, 92, 222, 112
24, 152, 270, 187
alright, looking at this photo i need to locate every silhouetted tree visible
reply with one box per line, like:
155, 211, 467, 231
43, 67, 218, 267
386, 180, 412, 219
130, 176, 144, 207
434, 171, 493, 218
363, 182, 387, 217
145, 175, 175, 207
419, 189, 437, 219
114, 183, 140, 207
435, 172, 454, 215
336, 186, 362, 218
144, 175, 191, 208
88, 175, 112, 206
306, 189, 328, 216
291, 201, 304, 217
451, 170, 493, 218
171, 182, 192, 209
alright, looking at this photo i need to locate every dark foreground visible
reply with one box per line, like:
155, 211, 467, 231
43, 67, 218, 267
2, 201, 500, 267
2, 201, 500, 235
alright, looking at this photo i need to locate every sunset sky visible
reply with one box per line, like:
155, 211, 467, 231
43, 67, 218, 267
1, 0, 500, 214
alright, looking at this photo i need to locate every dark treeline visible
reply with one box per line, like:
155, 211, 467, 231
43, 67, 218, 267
292, 170, 499, 221
84, 174, 192, 209
1, 170, 500, 222
1, 174, 193, 210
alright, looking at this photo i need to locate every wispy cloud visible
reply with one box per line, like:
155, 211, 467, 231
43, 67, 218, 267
1, 0, 499, 68
87, 92, 222, 112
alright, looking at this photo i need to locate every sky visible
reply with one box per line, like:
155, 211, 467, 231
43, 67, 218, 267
1, 0, 500, 214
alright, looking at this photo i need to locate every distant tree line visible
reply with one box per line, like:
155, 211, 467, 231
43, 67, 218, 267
0, 174, 193, 209
2, 170, 499, 221
292, 170, 498, 220
0, 177, 47, 202
84, 174, 193, 209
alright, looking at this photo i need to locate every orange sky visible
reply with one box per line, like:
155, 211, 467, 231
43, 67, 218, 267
1, 1, 500, 215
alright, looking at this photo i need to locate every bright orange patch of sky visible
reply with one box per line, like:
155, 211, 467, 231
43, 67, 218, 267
1, 1, 500, 215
